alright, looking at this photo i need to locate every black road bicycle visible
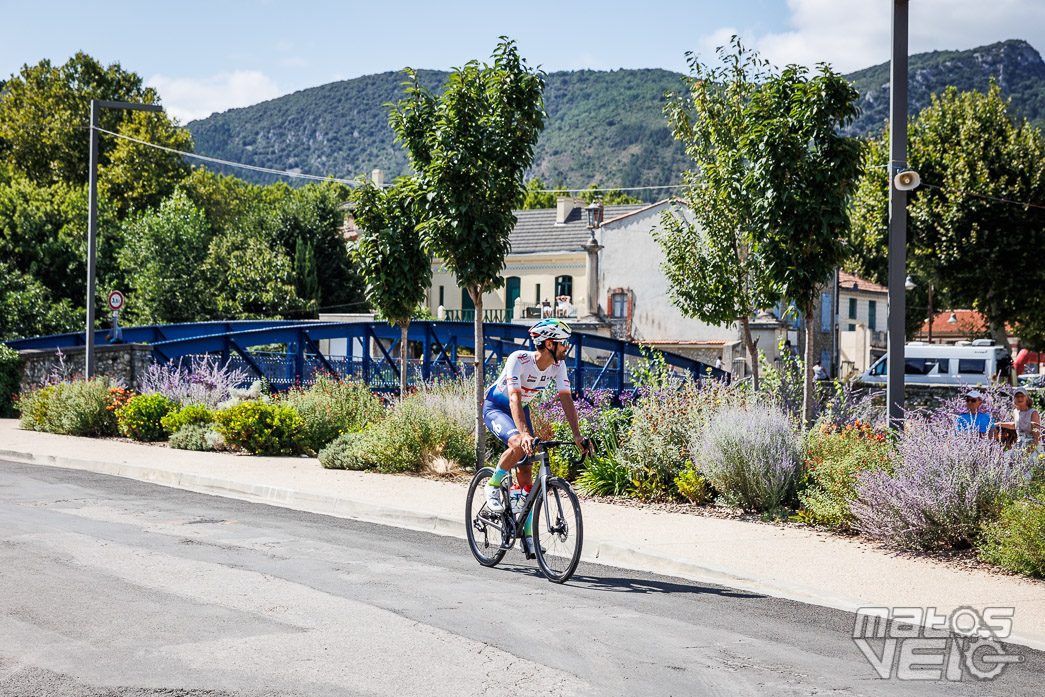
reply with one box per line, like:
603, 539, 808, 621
465, 439, 588, 583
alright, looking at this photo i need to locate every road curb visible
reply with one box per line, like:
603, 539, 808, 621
4, 447, 1045, 653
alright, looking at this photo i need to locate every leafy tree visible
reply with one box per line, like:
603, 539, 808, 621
656, 38, 779, 391
181, 167, 268, 237
744, 64, 864, 422
0, 259, 82, 340
0, 173, 85, 303
98, 108, 193, 216
205, 230, 312, 320
389, 38, 546, 465
578, 184, 642, 205
519, 178, 556, 209
248, 181, 365, 314
0, 52, 189, 197
294, 237, 320, 315
118, 189, 215, 324
350, 179, 432, 396
848, 85, 1045, 348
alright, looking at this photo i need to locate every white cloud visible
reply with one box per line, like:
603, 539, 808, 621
147, 70, 282, 124
701, 0, 1045, 74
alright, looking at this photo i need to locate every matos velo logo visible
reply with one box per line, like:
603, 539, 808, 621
852, 606, 1024, 681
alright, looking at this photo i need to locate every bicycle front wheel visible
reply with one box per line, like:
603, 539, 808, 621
532, 478, 583, 583
465, 467, 508, 567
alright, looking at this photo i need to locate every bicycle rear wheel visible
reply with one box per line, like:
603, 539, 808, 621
532, 478, 583, 583
465, 467, 509, 567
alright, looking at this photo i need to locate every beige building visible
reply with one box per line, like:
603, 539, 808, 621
836, 271, 888, 378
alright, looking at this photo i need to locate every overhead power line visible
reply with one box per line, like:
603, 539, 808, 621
95, 125, 363, 184
921, 182, 1045, 211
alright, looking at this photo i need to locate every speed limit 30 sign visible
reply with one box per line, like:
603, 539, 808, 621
108, 290, 125, 312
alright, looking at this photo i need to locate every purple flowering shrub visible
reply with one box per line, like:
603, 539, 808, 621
929, 380, 1011, 427
692, 403, 803, 511
530, 388, 636, 480
852, 417, 1031, 550
138, 354, 248, 408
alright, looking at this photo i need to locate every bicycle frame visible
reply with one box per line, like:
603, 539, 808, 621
494, 439, 580, 552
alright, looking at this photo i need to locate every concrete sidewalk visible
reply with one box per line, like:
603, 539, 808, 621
2, 418, 1043, 650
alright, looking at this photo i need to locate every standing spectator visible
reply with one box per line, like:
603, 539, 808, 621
714, 356, 723, 371
106, 314, 123, 344
955, 389, 995, 436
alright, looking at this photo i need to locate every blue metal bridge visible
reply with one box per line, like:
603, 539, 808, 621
6, 320, 727, 397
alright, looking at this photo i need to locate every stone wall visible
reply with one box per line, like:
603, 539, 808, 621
18, 344, 154, 392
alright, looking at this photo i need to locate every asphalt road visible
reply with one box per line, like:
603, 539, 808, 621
1, 460, 1043, 696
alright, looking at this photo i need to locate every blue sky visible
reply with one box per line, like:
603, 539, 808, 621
3, 0, 1044, 123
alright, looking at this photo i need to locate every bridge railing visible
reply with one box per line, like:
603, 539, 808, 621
442, 308, 514, 322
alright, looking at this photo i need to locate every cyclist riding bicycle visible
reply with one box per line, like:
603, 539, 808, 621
483, 318, 589, 552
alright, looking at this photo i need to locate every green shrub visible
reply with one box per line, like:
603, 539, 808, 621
161, 404, 215, 433
617, 382, 746, 500
675, 463, 713, 505
16, 385, 54, 431
978, 493, 1045, 578
798, 422, 894, 530
214, 401, 306, 455
576, 455, 634, 497
0, 344, 23, 418
319, 386, 474, 472
168, 423, 219, 451
16, 378, 122, 437
692, 403, 802, 512
319, 430, 383, 470
116, 393, 177, 442
280, 374, 384, 452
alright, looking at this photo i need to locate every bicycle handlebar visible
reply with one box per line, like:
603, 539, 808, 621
531, 437, 596, 466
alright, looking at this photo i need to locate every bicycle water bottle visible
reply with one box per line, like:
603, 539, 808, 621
509, 485, 525, 514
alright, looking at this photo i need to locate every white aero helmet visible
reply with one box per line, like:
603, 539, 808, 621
529, 318, 572, 343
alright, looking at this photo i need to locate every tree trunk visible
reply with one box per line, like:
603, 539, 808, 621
471, 286, 486, 468
739, 315, 760, 392
399, 319, 410, 398
802, 309, 815, 426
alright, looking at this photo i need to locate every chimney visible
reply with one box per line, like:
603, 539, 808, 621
371, 168, 385, 188
555, 196, 586, 224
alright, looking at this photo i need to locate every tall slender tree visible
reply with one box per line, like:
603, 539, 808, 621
389, 38, 546, 465
744, 64, 864, 423
657, 38, 779, 391
350, 179, 431, 397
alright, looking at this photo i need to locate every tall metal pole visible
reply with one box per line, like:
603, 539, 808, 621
85, 100, 101, 378
84, 100, 163, 378
887, 0, 909, 427
927, 284, 934, 344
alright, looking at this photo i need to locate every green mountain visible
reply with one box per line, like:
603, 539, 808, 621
845, 39, 1045, 135
186, 40, 1045, 194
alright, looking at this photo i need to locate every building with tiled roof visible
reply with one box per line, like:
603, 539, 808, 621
427, 196, 744, 369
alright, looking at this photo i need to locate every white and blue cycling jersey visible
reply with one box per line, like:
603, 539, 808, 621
483, 350, 571, 444
484, 349, 571, 409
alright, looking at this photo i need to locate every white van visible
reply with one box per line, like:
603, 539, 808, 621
858, 340, 1009, 386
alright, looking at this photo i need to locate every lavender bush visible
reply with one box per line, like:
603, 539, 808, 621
691, 403, 802, 511
138, 355, 248, 408
852, 417, 1031, 550
929, 380, 1012, 427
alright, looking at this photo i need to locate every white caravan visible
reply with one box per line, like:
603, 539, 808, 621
858, 340, 1008, 386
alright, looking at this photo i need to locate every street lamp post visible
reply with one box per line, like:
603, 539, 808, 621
905, 276, 935, 343
887, 0, 910, 428
85, 99, 162, 378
